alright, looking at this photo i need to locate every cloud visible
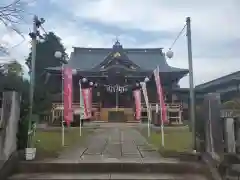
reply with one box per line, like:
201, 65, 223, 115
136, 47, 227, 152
48, 0, 240, 87
51, 0, 240, 40
1, 0, 239, 88
43, 17, 138, 55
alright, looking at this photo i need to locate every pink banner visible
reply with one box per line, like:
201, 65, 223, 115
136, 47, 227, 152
153, 66, 168, 124
89, 88, 92, 119
82, 88, 92, 119
63, 67, 73, 126
133, 89, 141, 120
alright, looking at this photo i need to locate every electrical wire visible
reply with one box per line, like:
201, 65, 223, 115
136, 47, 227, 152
169, 24, 187, 50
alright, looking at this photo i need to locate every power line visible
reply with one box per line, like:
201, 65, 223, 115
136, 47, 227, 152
169, 24, 187, 50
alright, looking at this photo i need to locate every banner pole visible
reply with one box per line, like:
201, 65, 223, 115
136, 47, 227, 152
161, 119, 165, 147
79, 82, 82, 137
147, 106, 150, 137
61, 65, 65, 147
147, 104, 151, 137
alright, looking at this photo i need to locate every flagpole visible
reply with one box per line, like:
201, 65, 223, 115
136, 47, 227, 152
116, 85, 119, 111
61, 65, 65, 146
140, 82, 151, 137
154, 66, 165, 147
160, 106, 165, 147
79, 82, 82, 136
158, 65, 165, 147
147, 104, 151, 137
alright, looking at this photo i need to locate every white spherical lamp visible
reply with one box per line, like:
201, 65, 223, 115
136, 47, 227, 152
166, 49, 174, 59
72, 69, 77, 75
89, 82, 93, 86
82, 77, 87, 82
54, 51, 62, 59
144, 77, 149, 82
39, 38, 45, 43
136, 83, 139, 87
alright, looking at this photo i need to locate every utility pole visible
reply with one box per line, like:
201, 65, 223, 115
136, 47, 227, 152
27, 15, 45, 148
186, 17, 196, 151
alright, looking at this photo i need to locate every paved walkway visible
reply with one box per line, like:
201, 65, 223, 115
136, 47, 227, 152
51, 123, 162, 163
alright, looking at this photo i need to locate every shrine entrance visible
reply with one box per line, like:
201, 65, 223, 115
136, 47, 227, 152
100, 84, 135, 122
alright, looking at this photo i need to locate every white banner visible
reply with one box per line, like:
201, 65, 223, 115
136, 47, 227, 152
153, 66, 168, 124
140, 82, 151, 120
79, 83, 85, 119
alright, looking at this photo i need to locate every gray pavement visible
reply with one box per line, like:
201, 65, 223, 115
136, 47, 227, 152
51, 123, 162, 163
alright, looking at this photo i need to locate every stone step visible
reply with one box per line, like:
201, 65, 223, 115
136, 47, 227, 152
16, 161, 209, 175
9, 173, 208, 180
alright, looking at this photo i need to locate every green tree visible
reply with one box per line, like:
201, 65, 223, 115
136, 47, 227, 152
7, 61, 24, 76
0, 61, 25, 91
25, 32, 67, 114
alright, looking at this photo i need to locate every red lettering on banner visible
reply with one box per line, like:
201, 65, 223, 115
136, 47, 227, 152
82, 88, 92, 119
63, 67, 73, 126
154, 67, 168, 124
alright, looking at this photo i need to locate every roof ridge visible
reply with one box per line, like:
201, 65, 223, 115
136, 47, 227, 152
196, 71, 240, 88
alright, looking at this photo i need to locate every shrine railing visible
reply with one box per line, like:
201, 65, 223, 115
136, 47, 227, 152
52, 103, 100, 110
141, 103, 182, 111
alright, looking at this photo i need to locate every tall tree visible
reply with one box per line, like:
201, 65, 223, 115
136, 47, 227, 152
25, 32, 67, 113
7, 60, 24, 76
0, 61, 25, 91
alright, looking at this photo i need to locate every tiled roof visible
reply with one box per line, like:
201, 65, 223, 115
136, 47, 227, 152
65, 47, 188, 73
195, 71, 240, 90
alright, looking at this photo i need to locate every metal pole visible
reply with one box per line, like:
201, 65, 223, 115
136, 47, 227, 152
27, 15, 37, 148
116, 85, 119, 111
186, 17, 196, 150
79, 82, 82, 137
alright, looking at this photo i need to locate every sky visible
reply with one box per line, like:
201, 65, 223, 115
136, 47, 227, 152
0, 0, 239, 87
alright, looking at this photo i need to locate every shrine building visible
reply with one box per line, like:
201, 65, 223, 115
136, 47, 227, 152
46, 41, 189, 124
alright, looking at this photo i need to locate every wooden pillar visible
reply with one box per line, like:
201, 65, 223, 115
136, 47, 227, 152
51, 108, 55, 123
179, 110, 182, 124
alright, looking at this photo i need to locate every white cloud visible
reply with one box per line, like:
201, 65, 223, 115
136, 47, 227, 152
48, 0, 240, 87
43, 18, 137, 54
0, 24, 30, 71
51, 0, 240, 41
1, 0, 239, 88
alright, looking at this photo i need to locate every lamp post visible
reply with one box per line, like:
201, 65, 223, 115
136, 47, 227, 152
54, 51, 65, 146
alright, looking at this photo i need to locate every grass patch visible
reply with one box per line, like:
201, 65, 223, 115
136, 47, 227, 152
141, 126, 192, 153
32, 128, 92, 159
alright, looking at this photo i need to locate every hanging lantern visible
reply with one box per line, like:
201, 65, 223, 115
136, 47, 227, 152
166, 49, 174, 59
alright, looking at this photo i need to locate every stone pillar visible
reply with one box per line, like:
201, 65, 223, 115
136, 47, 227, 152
236, 118, 240, 153
203, 93, 224, 160
0, 91, 21, 163
224, 117, 236, 153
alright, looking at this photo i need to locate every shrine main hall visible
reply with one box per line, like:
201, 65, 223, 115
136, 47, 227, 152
46, 41, 189, 124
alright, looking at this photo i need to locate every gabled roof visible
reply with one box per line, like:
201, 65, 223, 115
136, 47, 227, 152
46, 41, 189, 76
195, 71, 240, 90
66, 46, 188, 73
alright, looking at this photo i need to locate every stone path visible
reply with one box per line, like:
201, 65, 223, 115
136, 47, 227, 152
51, 124, 161, 163
9, 124, 209, 179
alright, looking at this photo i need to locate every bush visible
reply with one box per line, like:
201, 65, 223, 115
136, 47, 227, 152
16, 117, 29, 150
